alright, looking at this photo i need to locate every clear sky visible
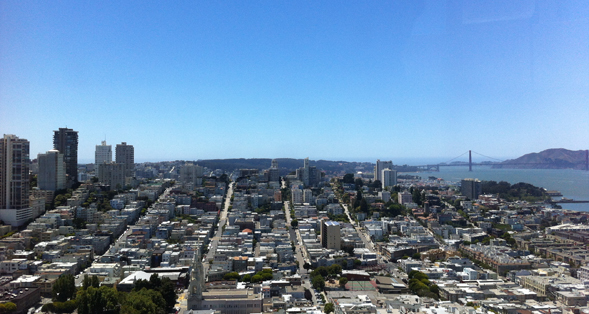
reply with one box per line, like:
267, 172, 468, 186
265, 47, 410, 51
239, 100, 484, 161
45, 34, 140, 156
1, 0, 588, 164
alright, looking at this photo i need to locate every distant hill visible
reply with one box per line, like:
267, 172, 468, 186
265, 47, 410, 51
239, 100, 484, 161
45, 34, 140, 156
195, 158, 375, 175
195, 158, 421, 175
493, 148, 588, 170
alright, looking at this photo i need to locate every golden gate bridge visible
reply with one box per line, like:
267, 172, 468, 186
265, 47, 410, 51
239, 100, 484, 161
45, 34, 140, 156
413, 150, 589, 172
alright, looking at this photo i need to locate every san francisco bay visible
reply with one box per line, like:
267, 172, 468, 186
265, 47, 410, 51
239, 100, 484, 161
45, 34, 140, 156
409, 166, 589, 212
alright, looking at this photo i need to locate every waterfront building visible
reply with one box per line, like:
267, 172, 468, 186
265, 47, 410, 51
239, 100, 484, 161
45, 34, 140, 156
382, 168, 397, 189
374, 159, 393, 182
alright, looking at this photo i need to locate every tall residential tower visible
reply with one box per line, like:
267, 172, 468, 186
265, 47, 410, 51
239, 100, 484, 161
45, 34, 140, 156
115, 142, 134, 177
95, 141, 112, 165
38, 150, 66, 191
53, 128, 78, 185
0, 135, 32, 226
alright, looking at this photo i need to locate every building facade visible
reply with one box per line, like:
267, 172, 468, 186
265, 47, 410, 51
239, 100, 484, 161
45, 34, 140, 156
98, 163, 126, 191
461, 178, 482, 200
53, 128, 78, 185
0, 134, 32, 226
95, 141, 112, 165
374, 160, 393, 182
382, 168, 397, 189
321, 220, 341, 250
37, 150, 66, 191
115, 142, 134, 177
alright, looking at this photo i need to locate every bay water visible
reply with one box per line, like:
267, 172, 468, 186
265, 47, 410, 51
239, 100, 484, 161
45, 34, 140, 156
407, 166, 589, 212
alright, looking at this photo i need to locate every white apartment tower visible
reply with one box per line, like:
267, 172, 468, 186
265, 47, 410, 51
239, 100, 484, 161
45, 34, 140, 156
38, 150, 66, 191
374, 159, 393, 182
95, 141, 112, 165
382, 168, 397, 189
0, 135, 32, 226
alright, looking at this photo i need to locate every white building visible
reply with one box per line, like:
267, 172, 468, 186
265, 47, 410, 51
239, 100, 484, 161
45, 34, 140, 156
95, 141, 112, 165
374, 159, 393, 182
292, 188, 303, 204
382, 169, 397, 189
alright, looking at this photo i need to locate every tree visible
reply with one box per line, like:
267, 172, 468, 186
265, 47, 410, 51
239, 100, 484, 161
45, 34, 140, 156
343, 174, 355, 184
324, 303, 335, 314
223, 272, 240, 281
291, 219, 298, 228
0, 302, 16, 314
53, 274, 76, 302
91, 275, 100, 288
328, 264, 342, 276
312, 275, 325, 290
303, 262, 312, 270
354, 178, 363, 188
251, 275, 263, 283
412, 253, 421, 260
338, 277, 348, 287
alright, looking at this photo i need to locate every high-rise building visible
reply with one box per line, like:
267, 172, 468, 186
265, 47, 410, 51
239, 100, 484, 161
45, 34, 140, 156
382, 168, 397, 189
115, 142, 134, 177
296, 158, 320, 186
37, 150, 66, 191
266, 159, 280, 182
302, 157, 310, 186
95, 141, 112, 165
461, 178, 482, 200
0, 134, 32, 226
53, 128, 78, 185
291, 187, 303, 204
98, 163, 126, 191
374, 159, 393, 182
179, 163, 204, 185
320, 220, 341, 250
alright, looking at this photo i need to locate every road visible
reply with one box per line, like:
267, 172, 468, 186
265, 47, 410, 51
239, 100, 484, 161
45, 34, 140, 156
204, 182, 234, 274
282, 179, 316, 306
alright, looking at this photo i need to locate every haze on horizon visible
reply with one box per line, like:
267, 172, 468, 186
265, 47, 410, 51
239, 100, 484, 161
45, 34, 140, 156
1, 1, 588, 163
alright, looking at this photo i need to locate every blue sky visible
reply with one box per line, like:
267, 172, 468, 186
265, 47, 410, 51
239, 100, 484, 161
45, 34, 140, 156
1, 0, 588, 163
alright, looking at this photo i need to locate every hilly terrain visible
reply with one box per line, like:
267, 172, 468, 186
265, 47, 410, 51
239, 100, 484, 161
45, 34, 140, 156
493, 148, 588, 170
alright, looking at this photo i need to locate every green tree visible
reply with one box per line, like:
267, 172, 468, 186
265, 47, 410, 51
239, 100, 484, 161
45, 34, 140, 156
120, 289, 162, 314
342, 174, 354, 184
223, 272, 240, 281
324, 303, 335, 314
0, 302, 16, 314
53, 274, 76, 302
312, 275, 325, 290
328, 264, 342, 276
339, 277, 348, 287
291, 219, 298, 228
91, 275, 100, 288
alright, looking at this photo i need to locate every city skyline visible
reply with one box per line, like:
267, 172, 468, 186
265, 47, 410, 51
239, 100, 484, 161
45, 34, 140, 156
2, 1, 589, 162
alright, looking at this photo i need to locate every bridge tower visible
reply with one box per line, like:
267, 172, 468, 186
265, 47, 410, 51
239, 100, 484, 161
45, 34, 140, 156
469, 150, 472, 172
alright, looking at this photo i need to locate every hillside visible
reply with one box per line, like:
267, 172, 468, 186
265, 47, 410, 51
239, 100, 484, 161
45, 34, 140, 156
493, 148, 588, 170
195, 158, 421, 175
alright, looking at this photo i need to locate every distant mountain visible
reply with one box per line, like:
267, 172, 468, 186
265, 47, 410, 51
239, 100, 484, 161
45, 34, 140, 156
493, 148, 588, 169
